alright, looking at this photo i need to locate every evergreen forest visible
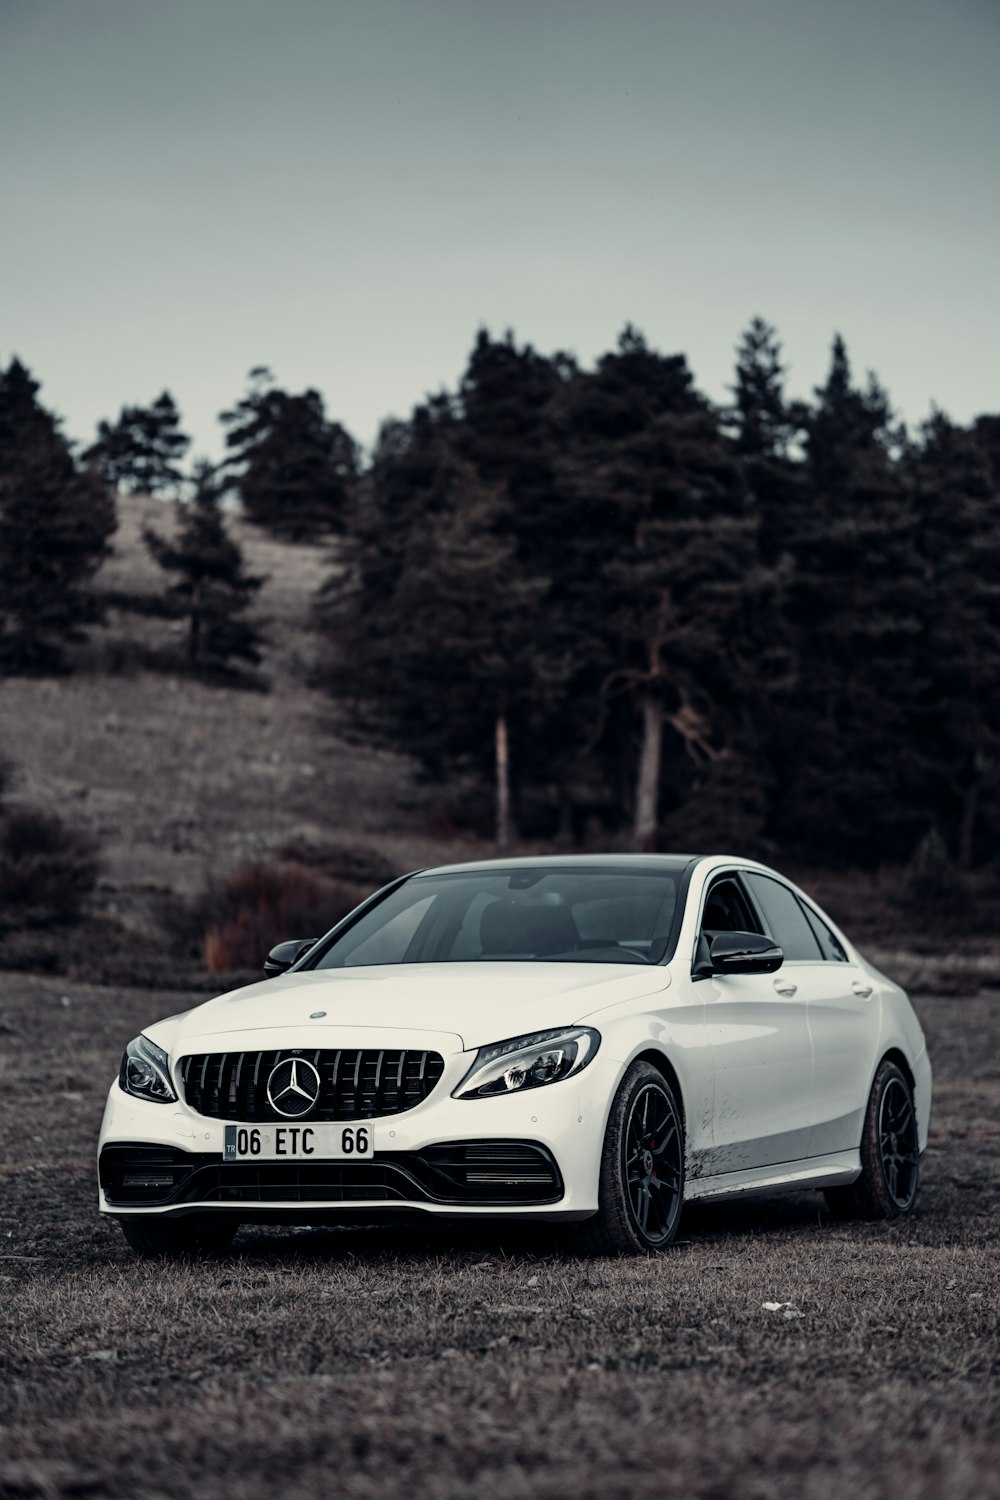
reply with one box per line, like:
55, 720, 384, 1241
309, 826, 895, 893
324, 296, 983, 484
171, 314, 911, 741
2, 320, 999, 877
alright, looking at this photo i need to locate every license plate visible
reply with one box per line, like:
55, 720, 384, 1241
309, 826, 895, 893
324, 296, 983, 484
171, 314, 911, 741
223, 1123, 375, 1161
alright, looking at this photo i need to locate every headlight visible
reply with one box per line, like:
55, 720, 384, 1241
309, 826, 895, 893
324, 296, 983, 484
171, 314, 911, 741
118, 1036, 177, 1103
453, 1027, 600, 1100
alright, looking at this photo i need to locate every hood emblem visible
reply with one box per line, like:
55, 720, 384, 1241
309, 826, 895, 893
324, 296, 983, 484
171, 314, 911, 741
309, 1011, 327, 1020
266, 1057, 322, 1118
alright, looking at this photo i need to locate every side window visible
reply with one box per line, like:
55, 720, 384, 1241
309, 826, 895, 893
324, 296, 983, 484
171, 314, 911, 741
743, 874, 823, 961
800, 902, 848, 962
700, 877, 760, 935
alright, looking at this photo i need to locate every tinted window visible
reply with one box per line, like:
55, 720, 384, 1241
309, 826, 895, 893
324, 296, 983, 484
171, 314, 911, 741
701, 877, 760, 935
743, 874, 823, 961
308, 867, 685, 969
800, 902, 848, 962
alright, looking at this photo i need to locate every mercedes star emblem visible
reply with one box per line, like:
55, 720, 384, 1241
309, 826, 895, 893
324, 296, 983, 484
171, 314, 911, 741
266, 1057, 322, 1119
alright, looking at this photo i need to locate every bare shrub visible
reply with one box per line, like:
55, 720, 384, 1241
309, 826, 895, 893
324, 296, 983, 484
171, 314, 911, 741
274, 838, 399, 889
899, 828, 970, 921
0, 807, 100, 930
197, 860, 363, 973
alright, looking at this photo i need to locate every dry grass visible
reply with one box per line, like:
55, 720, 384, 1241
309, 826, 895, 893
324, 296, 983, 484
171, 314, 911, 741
0, 973, 997, 1499
1, 495, 999, 1496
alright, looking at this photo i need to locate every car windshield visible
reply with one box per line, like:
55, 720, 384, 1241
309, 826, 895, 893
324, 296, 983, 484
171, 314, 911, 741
307, 866, 687, 969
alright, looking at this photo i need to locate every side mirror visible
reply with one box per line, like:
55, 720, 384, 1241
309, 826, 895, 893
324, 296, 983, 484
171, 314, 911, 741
708, 931, 783, 976
263, 938, 317, 980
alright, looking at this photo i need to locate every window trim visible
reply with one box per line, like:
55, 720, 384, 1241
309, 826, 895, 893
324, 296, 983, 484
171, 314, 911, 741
691, 869, 762, 970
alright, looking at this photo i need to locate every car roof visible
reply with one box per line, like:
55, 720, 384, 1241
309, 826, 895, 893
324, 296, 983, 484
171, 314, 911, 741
414, 854, 702, 877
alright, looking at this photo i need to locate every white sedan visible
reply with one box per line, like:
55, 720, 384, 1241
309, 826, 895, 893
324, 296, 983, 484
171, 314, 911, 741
98, 855, 931, 1255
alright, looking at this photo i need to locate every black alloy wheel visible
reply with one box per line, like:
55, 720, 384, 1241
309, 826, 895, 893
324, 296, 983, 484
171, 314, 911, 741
624, 1080, 684, 1247
572, 1061, 685, 1255
825, 1059, 920, 1221
877, 1074, 920, 1210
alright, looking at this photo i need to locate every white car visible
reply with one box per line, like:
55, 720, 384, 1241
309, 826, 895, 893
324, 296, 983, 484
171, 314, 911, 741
99, 855, 931, 1256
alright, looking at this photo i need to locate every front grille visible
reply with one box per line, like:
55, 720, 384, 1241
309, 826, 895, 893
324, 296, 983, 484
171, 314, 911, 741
179, 1048, 445, 1122
100, 1140, 563, 1209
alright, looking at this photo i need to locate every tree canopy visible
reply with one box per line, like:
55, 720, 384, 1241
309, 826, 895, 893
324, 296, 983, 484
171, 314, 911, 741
220, 369, 358, 540
315, 322, 1000, 868
83, 391, 189, 496
143, 462, 264, 672
0, 358, 117, 672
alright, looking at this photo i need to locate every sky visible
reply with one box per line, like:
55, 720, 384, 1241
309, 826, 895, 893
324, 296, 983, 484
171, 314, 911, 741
1, 0, 997, 461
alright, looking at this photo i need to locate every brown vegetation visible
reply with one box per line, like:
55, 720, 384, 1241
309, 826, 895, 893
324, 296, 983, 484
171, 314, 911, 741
198, 860, 363, 973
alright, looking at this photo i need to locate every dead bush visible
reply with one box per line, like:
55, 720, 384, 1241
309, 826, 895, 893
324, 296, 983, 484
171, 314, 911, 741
274, 838, 399, 889
898, 828, 971, 926
194, 860, 364, 973
0, 807, 100, 930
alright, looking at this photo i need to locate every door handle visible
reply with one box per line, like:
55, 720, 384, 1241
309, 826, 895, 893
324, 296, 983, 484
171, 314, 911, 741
773, 978, 798, 997
852, 979, 874, 999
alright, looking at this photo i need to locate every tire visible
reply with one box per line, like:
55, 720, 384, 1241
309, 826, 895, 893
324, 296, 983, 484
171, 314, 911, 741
824, 1059, 920, 1221
572, 1061, 685, 1255
117, 1214, 240, 1258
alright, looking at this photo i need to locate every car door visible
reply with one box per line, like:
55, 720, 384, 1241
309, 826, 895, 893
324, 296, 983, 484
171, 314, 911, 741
698, 871, 815, 1175
741, 872, 880, 1159
796, 891, 882, 1156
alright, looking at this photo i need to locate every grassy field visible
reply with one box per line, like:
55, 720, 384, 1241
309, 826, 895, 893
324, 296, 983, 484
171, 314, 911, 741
0, 972, 997, 1500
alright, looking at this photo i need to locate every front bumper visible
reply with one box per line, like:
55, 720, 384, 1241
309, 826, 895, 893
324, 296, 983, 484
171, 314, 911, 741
99, 1138, 568, 1220
98, 1051, 618, 1222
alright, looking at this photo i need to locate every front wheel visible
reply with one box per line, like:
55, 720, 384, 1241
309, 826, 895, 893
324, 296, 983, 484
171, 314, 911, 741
572, 1061, 685, 1255
116, 1214, 240, 1257
825, 1059, 920, 1221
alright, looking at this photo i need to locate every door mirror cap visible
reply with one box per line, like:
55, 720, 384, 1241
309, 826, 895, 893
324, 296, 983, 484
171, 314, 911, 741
708, 931, 783, 976
263, 938, 317, 980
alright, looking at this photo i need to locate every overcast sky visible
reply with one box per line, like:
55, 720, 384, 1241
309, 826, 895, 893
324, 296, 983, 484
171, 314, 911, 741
1, 0, 997, 460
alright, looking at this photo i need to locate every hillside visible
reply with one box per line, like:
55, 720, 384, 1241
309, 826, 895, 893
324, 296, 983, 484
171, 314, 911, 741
0, 495, 487, 942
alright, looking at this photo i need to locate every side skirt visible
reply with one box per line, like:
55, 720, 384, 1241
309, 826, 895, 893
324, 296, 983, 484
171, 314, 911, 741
684, 1151, 861, 1203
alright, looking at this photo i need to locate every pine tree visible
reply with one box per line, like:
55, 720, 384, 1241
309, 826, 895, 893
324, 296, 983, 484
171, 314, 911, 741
555, 329, 778, 848
220, 369, 357, 539
729, 317, 793, 459
0, 357, 117, 672
772, 336, 921, 861
83, 391, 189, 495
143, 463, 264, 672
906, 412, 1000, 867
317, 400, 557, 846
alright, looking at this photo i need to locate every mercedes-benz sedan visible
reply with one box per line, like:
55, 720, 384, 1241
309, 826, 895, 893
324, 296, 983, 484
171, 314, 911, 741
99, 855, 931, 1255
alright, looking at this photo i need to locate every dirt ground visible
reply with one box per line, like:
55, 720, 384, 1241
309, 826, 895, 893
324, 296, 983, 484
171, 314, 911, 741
0, 972, 997, 1500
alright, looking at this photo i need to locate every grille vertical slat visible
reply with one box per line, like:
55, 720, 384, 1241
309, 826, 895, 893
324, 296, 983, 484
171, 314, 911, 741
179, 1048, 445, 1122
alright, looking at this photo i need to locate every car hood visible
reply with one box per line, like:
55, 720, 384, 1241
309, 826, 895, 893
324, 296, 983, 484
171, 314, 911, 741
151, 962, 671, 1053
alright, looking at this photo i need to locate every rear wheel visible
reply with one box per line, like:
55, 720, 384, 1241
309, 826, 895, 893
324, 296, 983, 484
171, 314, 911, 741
572, 1061, 684, 1255
117, 1215, 239, 1257
825, 1059, 919, 1221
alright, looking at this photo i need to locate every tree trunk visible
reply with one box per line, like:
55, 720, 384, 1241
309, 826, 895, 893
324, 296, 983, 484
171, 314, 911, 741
957, 766, 980, 871
633, 692, 663, 850
495, 710, 511, 853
